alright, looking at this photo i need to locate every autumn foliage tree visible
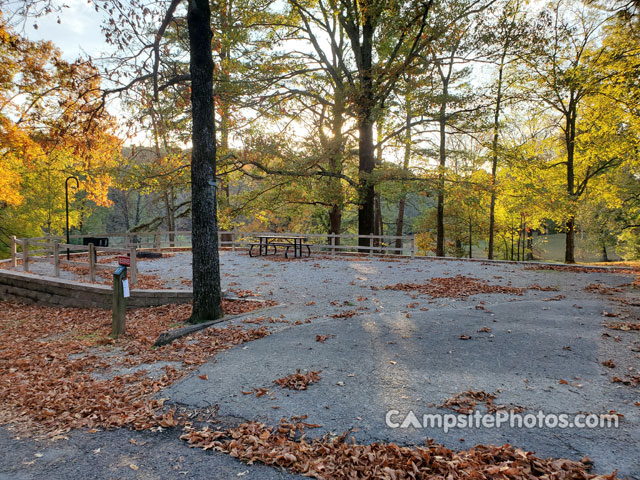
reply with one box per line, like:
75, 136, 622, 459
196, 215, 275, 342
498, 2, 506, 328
519, 2, 623, 263
5, 0, 640, 267
0, 13, 120, 251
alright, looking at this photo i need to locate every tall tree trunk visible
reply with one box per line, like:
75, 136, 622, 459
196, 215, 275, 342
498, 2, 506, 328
164, 192, 172, 231
358, 118, 376, 247
510, 222, 514, 261
433, 59, 452, 258
395, 198, 406, 253
565, 101, 577, 264
565, 216, 576, 263
78, 202, 85, 233
326, 87, 345, 246
123, 191, 131, 231
600, 241, 609, 262
373, 120, 384, 248
432, 49, 458, 258
218, 16, 233, 247
164, 188, 176, 246
134, 192, 141, 226
374, 198, 383, 247
188, 0, 223, 323
132, 192, 141, 245
218, 0, 231, 204
357, 16, 375, 247
328, 205, 342, 245
395, 107, 412, 253
517, 215, 523, 261
468, 217, 472, 258
219, 101, 230, 210
150, 106, 162, 159
218, 97, 232, 247
436, 97, 447, 256
374, 195, 383, 244
488, 50, 506, 260
525, 227, 533, 261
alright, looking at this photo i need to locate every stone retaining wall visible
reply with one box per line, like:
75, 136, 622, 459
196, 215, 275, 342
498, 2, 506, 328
0, 268, 192, 309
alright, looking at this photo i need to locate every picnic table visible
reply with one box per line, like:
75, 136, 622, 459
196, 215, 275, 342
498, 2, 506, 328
249, 235, 311, 258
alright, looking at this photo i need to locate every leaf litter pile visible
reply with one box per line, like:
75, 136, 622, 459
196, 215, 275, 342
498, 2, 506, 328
0, 300, 272, 436
605, 322, 640, 331
58, 261, 170, 289
523, 264, 631, 275
584, 283, 623, 295
274, 370, 322, 390
181, 420, 618, 479
438, 390, 524, 415
380, 275, 524, 298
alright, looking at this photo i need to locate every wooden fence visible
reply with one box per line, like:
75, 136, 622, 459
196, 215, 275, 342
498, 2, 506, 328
10, 236, 138, 285
66, 231, 416, 258
9, 231, 415, 282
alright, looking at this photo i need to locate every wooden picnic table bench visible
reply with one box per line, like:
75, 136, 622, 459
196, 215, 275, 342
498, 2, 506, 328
248, 235, 311, 258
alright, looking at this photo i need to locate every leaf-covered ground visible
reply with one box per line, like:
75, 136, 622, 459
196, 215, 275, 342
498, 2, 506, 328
2, 252, 639, 478
181, 420, 617, 480
378, 274, 526, 298
0, 300, 271, 436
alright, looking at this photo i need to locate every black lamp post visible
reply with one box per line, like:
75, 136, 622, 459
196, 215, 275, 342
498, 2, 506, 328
65, 176, 79, 260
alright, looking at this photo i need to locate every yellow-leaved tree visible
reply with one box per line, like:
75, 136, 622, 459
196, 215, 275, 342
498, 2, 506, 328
0, 12, 121, 254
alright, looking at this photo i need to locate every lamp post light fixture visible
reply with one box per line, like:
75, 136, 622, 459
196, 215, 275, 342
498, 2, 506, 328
65, 176, 79, 260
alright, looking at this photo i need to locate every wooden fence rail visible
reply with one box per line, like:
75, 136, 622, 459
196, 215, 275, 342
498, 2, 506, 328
11, 231, 415, 281
10, 236, 137, 285
67, 231, 416, 258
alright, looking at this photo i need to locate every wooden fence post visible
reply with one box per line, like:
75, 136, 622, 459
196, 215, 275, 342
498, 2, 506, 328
10, 236, 17, 268
22, 239, 29, 272
369, 233, 374, 257
232, 229, 236, 252
154, 233, 160, 252
88, 243, 96, 282
330, 234, 335, 254
53, 240, 60, 277
130, 246, 137, 286
410, 234, 415, 260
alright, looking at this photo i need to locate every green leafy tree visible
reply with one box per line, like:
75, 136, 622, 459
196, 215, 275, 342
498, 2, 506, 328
518, 1, 622, 263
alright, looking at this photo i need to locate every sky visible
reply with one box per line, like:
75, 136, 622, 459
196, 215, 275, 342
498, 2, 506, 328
12, 0, 146, 141
18, 0, 108, 61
